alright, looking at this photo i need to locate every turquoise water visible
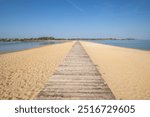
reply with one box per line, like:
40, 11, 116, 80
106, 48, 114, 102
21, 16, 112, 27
0, 41, 62, 52
88, 40, 150, 50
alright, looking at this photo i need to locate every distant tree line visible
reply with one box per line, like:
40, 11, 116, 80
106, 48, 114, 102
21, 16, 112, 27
0, 37, 62, 42
0, 37, 134, 42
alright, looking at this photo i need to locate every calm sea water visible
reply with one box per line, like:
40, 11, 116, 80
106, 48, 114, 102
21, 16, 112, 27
0, 40, 150, 53
0, 41, 62, 53
88, 40, 150, 50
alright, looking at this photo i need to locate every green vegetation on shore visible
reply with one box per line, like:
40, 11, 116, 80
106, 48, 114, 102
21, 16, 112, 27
0, 37, 56, 42
0, 37, 134, 42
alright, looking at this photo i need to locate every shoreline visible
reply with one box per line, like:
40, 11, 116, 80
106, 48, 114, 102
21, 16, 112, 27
0, 41, 150, 99
0, 41, 74, 99
0, 40, 71, 55
81, 41, 150, 99
1, 40, 150, 55
84, 40, 150, 51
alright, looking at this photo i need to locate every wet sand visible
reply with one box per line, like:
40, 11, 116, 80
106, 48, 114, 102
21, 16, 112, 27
81, 41, 150, 99
0, 41, 74, 99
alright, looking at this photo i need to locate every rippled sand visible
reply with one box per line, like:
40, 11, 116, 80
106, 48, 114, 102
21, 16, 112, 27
0, 41, 74, 99
81, 41, 150, 99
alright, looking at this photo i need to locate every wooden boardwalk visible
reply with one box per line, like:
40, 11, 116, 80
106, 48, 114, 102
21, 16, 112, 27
36, 42, 115, 99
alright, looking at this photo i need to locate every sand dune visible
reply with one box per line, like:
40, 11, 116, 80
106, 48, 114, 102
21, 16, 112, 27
81, 41, 150, 99
0, 41, 74, 99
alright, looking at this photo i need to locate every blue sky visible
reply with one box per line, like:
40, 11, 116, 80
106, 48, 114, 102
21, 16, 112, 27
0, 0, 150, 39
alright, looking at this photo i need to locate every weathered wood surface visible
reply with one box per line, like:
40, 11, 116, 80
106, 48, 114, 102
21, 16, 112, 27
36, 42, 115, 99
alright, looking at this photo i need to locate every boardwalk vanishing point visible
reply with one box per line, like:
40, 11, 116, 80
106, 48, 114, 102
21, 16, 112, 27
36, 42, 115, 99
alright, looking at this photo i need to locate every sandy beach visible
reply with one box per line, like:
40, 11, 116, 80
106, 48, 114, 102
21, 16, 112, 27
0, 40, 150, 100
0, 41, 74, 99
81, 41, 150, 99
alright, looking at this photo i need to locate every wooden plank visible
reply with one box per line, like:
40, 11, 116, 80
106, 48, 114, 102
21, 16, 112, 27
36, 42, 115, 100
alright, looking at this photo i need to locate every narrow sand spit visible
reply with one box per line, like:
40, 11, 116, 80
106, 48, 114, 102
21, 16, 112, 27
0, 41, 74, 99
36, 42, 115, 100
81, 41, 150, 99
